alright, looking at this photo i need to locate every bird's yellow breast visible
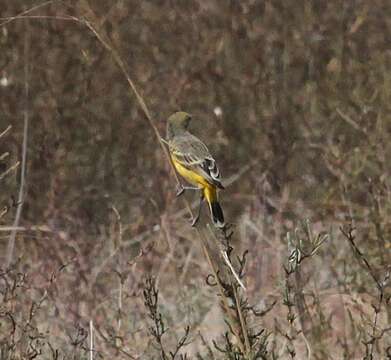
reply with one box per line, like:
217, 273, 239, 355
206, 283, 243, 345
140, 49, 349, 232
171, 157, 217, 203
172, 158, 207, 187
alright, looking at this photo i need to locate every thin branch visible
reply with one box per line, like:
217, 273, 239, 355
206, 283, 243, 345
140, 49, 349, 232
89, 319, 94, 360
340, 224, 390, 359
1, 15, 80, 23
0, 1, 62, 27
336, 108, 367, 135
221, 250, 246, 291
5, 22, 30, 268
0, 125, 12, 138
340, 226, 380, 289
0, 161, 20, 180
233, 285, 251, 357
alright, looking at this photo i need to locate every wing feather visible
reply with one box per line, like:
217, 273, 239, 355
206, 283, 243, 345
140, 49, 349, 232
169, 134, 224, 189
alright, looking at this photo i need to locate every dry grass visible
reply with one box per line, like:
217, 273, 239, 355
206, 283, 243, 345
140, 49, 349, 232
1, 1, 391, 359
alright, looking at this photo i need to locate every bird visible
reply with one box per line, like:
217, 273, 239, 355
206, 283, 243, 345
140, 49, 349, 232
166, 111, 225, 228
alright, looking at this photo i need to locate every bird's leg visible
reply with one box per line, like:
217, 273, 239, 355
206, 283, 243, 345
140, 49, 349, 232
176, 183, 201, 197
191, 193, 204, 227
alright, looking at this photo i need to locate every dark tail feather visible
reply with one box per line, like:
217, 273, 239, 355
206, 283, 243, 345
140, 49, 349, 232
209, 201, 225, 228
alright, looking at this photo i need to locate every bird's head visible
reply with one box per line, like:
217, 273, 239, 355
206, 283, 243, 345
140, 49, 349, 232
166, 111, 192, 139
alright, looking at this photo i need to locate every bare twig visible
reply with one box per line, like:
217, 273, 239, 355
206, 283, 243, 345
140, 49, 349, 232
221, 250, 246, 291
282, 220, 328, 358
340, 225, 380, 289
0, 0, 59, 27
89, 319, 94, 360
340, 224, 390, 360
0, 161, 20, 181
0, 125, 12, 138
5, 22, 30, 268
336, 108, 367, 135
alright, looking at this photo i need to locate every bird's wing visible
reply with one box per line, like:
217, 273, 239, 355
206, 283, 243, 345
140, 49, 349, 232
169, 134, 224, 189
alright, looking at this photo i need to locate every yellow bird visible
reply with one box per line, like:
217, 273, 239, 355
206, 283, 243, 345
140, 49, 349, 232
166, 112, 225, 228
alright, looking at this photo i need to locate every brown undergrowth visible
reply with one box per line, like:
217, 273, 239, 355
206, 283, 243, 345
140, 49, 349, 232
1, 1, 391, 359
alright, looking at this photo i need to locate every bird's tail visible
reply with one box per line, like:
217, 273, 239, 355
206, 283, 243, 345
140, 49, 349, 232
204, 185, 225, 228
209, 200, 225, 228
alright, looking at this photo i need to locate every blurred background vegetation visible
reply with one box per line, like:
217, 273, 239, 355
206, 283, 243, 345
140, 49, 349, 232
1, 0, 390, 359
